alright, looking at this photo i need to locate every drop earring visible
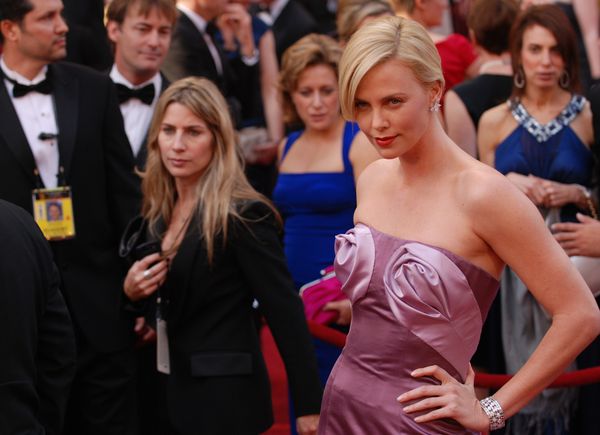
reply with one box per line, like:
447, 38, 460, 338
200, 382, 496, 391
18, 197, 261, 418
429, 98, 441, 112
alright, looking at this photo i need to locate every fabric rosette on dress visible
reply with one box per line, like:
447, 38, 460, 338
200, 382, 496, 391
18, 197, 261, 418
319, 224, 497, 434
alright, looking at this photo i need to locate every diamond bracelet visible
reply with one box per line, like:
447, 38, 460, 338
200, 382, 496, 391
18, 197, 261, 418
479, 396, 505, 431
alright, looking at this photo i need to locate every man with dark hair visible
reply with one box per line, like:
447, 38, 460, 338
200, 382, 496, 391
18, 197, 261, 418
0, 199, 76, 435
106, 0, 176, 169
0, 0, 141, 434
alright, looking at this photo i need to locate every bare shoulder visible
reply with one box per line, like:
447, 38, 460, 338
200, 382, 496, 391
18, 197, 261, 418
477, 102, 514, 165
571, 100, 594, 147
479, 102, 512, 130
276, 136, 287, 164
356, 159, 396, 198
455, 162, 542, 234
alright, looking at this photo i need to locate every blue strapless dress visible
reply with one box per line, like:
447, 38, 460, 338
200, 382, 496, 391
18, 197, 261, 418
273, 121, 360, 289
273, 121, 360, 434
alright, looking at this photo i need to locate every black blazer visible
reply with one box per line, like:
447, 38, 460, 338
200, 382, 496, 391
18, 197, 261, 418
144, 201, 321, 434
0, 62, 141, 352
272, 0, 318, 62
0, 200, 76, 435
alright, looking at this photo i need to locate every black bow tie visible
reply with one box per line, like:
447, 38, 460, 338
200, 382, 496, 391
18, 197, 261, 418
1, 71, 53, 98
116, 83, 155, 105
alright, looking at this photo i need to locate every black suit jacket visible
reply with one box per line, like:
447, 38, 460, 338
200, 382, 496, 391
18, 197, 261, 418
272, 0, 318, 62
0, 62, 141, 352
112, 72, 171, 170
162, 12, 256, 126
0, 200, 76, 435
143, 202, 321, 434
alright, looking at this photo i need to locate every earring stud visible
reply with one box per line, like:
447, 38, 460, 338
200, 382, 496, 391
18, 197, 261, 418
429, 99, 441, 112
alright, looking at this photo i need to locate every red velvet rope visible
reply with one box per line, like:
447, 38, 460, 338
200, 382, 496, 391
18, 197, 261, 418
306, 320, 600, 388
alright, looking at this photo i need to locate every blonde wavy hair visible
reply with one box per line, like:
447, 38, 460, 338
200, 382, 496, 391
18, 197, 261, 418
338, 15, 444, 120
141, 77, 277, 262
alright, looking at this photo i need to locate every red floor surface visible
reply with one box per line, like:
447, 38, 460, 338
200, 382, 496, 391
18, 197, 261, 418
261, 326, 291, 435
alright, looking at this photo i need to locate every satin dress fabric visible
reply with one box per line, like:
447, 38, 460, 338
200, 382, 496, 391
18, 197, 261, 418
318, 224, 499, 434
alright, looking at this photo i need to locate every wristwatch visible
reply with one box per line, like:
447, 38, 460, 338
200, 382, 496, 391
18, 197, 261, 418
241, 48, 259, 66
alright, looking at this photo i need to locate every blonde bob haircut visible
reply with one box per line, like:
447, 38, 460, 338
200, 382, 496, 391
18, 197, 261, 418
141, 77, 277, 262
339, 15, 444, 120
279, 34, 343, 125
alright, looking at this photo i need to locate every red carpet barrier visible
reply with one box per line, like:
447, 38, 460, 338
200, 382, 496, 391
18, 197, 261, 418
306, 320, 600, 388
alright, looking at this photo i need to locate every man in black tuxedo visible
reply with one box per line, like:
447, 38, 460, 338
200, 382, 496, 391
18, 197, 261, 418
0, 200, 76, 435
162, 0, 259, 126
0, 0, 141, 434
106, 0, 176, 169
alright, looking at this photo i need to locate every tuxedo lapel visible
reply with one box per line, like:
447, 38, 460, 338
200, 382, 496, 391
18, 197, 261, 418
0, 82, 37, 185
134, 73, 170, 170
180, 14, 221, 84
51, 64, 79, 180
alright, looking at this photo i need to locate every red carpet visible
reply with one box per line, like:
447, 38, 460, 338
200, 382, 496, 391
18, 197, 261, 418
261, 326, 291, 435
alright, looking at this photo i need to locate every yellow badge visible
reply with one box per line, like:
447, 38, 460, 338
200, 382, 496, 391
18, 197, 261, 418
32, 186, 76, 240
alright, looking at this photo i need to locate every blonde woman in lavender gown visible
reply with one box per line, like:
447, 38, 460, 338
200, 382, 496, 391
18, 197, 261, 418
317, 16, 600, 434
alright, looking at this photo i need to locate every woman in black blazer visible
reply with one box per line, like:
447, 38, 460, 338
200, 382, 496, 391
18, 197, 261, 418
123, 77, 322, 435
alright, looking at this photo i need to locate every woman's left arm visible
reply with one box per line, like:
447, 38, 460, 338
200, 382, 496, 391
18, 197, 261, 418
472, 172, 600, 419
399, 171, 600, 431
232, 202, 322, 433
259, 30, 284, 148
573, 0, 600, 80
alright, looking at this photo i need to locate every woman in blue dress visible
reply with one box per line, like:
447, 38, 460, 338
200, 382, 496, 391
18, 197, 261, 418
478, 5, 595, 434
273, 33, 379, 432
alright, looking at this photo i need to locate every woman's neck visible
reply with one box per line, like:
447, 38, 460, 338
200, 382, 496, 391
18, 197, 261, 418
397, 117, 454, 183
174, 179, 199, 211
302, 116, 345, 144
522, 85, 570, 110
477, 52, 512, 75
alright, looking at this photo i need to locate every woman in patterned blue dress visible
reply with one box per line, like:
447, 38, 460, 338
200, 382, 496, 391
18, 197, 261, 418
478, 5, 595, 434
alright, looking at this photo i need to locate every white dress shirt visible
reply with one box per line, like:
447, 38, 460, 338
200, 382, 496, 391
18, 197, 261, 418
177, 4, 224, 75
110, 66, 161, 157
0, 57, 60, 188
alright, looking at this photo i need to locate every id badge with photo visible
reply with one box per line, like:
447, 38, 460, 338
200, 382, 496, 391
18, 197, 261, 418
157, 319, 171, 374
32, 186, 76, 241
156, 298, 171, 374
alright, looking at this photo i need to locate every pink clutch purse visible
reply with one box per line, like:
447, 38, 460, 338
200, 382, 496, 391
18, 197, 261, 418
300, 266, 348, 325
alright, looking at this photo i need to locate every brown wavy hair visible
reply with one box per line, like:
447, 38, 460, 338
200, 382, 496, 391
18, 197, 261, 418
141, 77, 278, 262
279, 34, 343, 126
509, 4, 580, 97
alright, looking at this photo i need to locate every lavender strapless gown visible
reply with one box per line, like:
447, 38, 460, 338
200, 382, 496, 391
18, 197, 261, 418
318, 224, 500, 434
